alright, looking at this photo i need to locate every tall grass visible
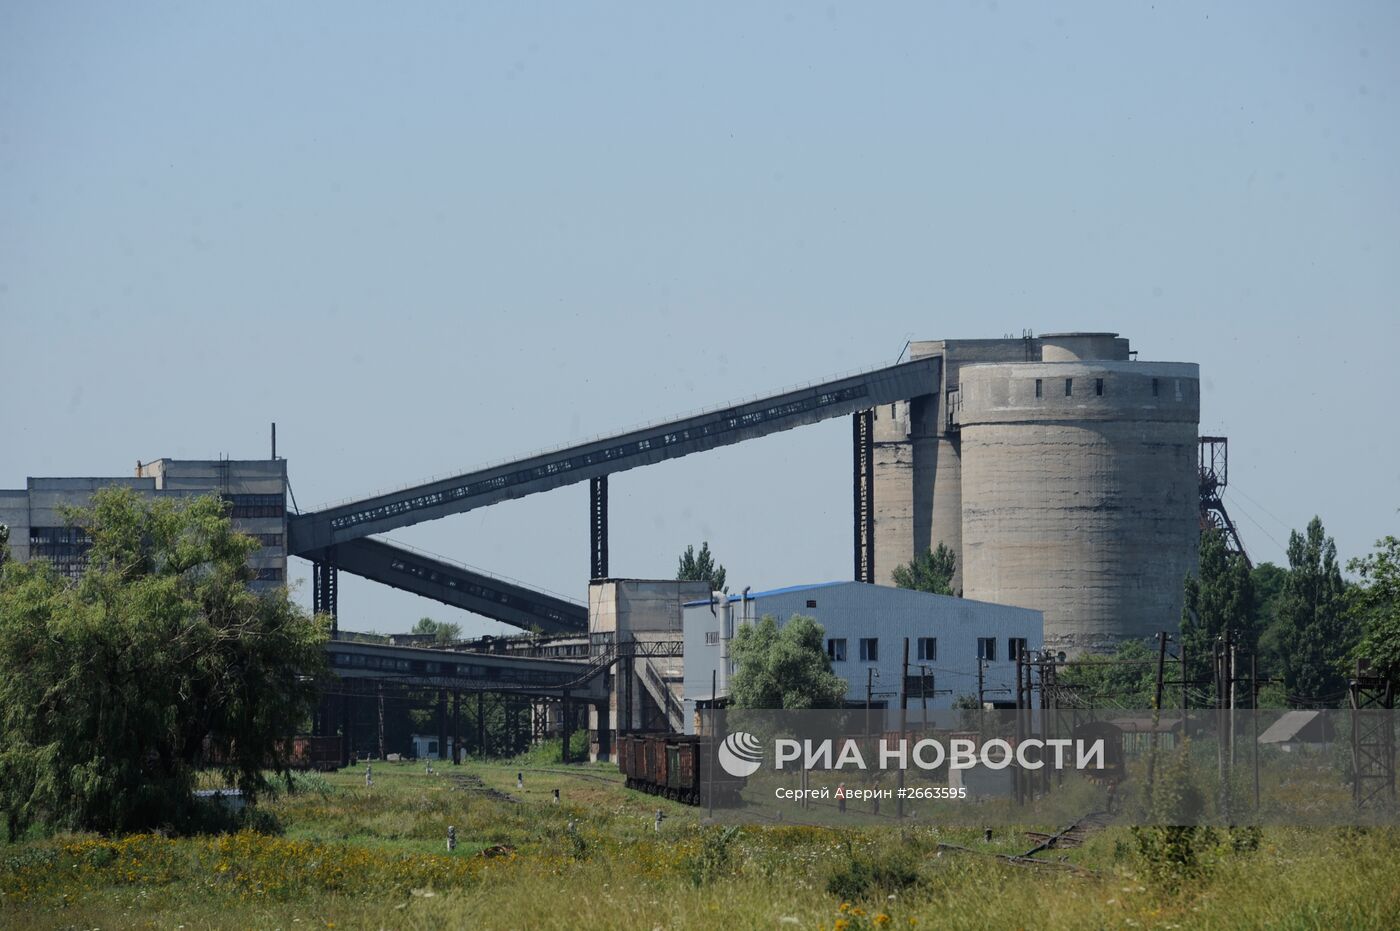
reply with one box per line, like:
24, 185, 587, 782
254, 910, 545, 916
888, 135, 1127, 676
4, 760, 1399, 929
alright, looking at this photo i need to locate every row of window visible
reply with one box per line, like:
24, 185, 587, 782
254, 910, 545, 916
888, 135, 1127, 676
251, 533, 284, 549
825, 636, 1027, 663
1033, 377, 1166, 399
329, 384, 872, 530
253, 568, 285, 582
224, 494, 286, 519
329, 650, 571, 684
29, 526, 92, 546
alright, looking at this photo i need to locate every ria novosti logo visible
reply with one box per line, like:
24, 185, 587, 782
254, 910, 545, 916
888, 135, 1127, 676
716, 731, 763, 777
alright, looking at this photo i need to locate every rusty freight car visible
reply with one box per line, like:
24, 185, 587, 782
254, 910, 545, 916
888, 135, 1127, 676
618, 733, 743, 806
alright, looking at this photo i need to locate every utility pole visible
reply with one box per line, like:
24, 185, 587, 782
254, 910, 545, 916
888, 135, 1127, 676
1148, 631, 1168, 790
901, 638, 910, 713
866, 667, 879, 736
899, 638, 909, 820
377, 682, 386, 761
1230, 638, 1239, 767
1251, 651, 1260, 811
977, 658, 986, 709
1019, 646, 1030, 806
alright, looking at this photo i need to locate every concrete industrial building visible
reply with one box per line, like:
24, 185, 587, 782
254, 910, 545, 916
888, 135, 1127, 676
873, 333, 1199, 653
0, 458, 289, 590
587, 579, 708, 755
680, 581, 1044, 729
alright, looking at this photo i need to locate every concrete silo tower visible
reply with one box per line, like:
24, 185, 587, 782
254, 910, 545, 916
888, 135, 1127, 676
872, 332, 1200, 654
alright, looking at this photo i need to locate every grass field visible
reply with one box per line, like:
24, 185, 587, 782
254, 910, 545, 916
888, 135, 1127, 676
4, 755, 1399, 930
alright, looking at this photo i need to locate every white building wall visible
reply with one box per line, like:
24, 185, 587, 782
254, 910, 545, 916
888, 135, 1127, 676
682, 581, 1043, 732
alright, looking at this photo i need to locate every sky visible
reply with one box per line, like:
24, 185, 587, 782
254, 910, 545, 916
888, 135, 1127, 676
2, 2, 1396, 636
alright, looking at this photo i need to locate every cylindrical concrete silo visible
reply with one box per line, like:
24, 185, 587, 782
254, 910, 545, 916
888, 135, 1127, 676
957, 336, 1199, 653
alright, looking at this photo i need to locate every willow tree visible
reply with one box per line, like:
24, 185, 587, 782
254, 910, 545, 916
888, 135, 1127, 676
0, 488, 328, 837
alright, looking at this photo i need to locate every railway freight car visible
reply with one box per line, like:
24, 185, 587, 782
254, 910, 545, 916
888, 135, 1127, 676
618, 733, 744, 806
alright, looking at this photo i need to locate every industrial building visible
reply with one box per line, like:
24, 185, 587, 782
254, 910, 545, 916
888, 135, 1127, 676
586, 579, 704, 754
873, 333, 1199, 653
0, 328, 1210, 765
680, 581, 1044, 729
0, 458, 289, 591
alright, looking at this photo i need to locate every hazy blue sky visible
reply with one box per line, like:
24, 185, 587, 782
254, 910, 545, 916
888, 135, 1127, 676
2, 2, 1396, 635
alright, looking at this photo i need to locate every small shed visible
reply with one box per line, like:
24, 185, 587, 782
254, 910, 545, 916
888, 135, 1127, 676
1257, 711, 1334, 750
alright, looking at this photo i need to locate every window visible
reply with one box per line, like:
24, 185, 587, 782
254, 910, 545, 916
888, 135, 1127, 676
1152, 378, 1160, 397
253, 567, 284, 582
917, 637, 937, 661
1034, 378, 1042, 398
806, 599, 818, 608
1095, 378, 1104, 396
1008, 638, 1028, 662
252, 533, 284, 548
1064, 378, 1073, 397
977, 637, 997, 661
705, 630, 719, 646
859, 638, 879, 662
224, 493, 286, 519
827, 638, 847, 662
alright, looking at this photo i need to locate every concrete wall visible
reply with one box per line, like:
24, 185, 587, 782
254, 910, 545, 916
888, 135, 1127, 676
587, 579, 712, 638
681, 581, 1043, 730
1, 460, 287, 589
957, 361, 1200, 652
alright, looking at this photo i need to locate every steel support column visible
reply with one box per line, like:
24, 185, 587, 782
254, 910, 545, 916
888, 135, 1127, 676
313, 549, 339, 638
590, 476, 608, 580
561, 689, 572, 764
436, 690, 448, 764
853, 409, 875, 583
1349, 664, 1396, 809
477, 691, 486, 758
452, 690, 462, 765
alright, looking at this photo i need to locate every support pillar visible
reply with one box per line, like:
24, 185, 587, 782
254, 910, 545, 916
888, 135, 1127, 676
341, 687, 353, 767
590, 476, 609, 580
436, 690, 448, 763
477, 691, 487, 758
595, 700, 611, 762
452, 690, 462, 765
313, 550, 339, 638
561, 690, 572, 764
853, 409, 875, 583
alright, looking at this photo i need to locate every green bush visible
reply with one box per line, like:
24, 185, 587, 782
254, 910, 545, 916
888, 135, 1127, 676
683, 826, 741, 886
825, 845, 921, 902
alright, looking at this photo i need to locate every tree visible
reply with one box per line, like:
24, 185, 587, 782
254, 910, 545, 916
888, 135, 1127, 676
0, 488, 328, 837
412, 616, 463, 643
891, 544, 958, 596
1056, 640, 1160, 708
1275, 517, 1353, 706
1181, 530, 1255, 704
676, 541, 727, 593
1250, 561, 1289, 674
0, 523, 7, 565
1349, 535, 1400, 680
729, 614, 847, 709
